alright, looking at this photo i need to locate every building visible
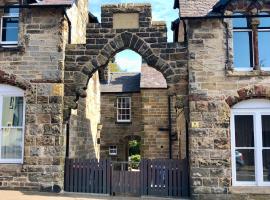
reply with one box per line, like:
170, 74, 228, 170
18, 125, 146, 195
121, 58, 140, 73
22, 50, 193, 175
100, 63, 186, 161
172, 0, 270, 199
0, 0, 94, 191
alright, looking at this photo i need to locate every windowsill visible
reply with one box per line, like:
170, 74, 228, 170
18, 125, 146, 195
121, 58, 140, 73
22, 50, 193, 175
0, 163, 22, 173
0, 45, 23, 52
229, 186, 270, 194
115, 121, 132, 124
226, 69, 270, 77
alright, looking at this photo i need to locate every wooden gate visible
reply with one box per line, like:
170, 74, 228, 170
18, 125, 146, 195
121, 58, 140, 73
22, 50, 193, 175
64, 158, 111, 194
140, 159, 189, 197
64, 158, 189, 197
111, 162, 141, 196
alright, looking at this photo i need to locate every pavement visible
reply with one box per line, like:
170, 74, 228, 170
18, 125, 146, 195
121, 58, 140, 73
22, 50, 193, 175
0, 190, 189, 200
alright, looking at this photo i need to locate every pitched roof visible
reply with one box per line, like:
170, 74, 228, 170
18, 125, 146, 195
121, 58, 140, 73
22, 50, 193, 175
179, 0, 220, 17
29, 0, 73, 6
140, 64, 167, 89
100, 73, 141, 93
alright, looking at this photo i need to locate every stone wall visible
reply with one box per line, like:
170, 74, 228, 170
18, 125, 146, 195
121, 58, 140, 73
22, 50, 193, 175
186, 18, 270, 199
66, 0, 89, 44
100, 92, 142, 161
69, 71, 100, 159
0, 7, 68, 190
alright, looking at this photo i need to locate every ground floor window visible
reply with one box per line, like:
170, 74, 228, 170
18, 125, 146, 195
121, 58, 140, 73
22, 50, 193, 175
0, 85, 25, 163
231, 99, 270, 186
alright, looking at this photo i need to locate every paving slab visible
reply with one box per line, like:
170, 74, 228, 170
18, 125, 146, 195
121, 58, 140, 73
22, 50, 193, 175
0, 190, 189, 200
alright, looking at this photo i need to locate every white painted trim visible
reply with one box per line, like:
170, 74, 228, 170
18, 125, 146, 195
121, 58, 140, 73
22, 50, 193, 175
0, 15, 19, 45
117, 97, 131, 122
0, 85, 25, 164
231, 99, 270, 186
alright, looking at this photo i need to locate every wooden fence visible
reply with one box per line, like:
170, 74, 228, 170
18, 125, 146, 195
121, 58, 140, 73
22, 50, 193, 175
64, 158, 189, 197
64, 159, 111, 194
140, 159, 189, 197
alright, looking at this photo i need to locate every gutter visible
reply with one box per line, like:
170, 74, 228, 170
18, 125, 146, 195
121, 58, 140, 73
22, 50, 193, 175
180, 14, 270, 20
0, 4, 72, 9
168, 95, 172, 159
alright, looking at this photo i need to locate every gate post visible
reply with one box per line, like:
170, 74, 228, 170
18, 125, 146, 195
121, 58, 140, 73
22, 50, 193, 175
140, 159, 148, 196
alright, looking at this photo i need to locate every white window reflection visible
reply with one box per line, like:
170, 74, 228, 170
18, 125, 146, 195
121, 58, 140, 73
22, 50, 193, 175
0, 85, 25, 163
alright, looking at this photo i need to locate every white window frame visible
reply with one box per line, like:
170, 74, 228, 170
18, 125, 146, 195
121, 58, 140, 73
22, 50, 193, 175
0, 84, 25, 164
231, 99, 270, 186
117, 97, 131, 122
1, 7, 19, 46
109, 146, 117, 156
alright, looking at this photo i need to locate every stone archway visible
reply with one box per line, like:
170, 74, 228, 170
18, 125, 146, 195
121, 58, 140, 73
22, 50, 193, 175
64, 4, 188, 120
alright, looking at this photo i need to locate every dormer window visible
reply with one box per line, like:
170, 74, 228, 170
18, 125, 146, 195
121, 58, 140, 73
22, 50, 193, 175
1, 7, 19, 46
233, 13, 270, 71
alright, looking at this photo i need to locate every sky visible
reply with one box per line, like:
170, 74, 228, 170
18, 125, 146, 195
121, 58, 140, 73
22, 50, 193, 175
89, 0, 178, 72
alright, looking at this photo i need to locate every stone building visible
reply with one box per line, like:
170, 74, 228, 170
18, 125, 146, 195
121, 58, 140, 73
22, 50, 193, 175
0, 0, 100, 191
100, 63, 184, 161
172, 0, 270, 199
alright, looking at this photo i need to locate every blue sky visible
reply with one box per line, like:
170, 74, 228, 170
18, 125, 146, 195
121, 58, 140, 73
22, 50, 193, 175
89, 0, 178, 72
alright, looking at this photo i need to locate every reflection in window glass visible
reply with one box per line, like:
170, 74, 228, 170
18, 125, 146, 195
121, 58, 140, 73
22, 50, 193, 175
236, 149, 255, 181
233, 32, 253, 68
262, 115, 270, 147
263, 149, 270, 182
2, 97, 24, 127
259, 13, 270, 28
2, 18, 19, 42
1, 128, 22, 159
258, 32, 270, 68
235, 115, 254, 147
233, 15, 248, 28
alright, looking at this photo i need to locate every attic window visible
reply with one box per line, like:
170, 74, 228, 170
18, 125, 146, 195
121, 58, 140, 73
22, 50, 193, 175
1, 7, 19, 46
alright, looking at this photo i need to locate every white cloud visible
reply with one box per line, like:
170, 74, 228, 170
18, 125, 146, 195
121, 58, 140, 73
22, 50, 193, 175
115, 50, 142, 72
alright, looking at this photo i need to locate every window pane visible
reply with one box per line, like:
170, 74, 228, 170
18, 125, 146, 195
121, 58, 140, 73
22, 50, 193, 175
233, 16, 248, 28
2, 18, 18, 42
258, 32, 270, 67
4, 8, 19, 15
235, 149, 255, 181
262, 115, 270, 147
259, 13, 270, 28
233, 32, 252, 68
235, 115, 254, 147
263, 149, 270, 182
2, 96, 24, 127
1, 128, 22, 159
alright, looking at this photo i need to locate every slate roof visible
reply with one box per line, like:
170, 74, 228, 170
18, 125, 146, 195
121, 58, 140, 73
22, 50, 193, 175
100, 64, 167, 93
29, 0, 73, 6
140, 64, 167, 89
100, 73, 141, 93
178, 0, 220, 17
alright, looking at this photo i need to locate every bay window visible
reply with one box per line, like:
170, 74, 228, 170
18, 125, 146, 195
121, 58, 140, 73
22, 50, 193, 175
231, 99, 270, 186
1, 7, 19, 46
233, 13, 270, 71
0, 85, 25, 163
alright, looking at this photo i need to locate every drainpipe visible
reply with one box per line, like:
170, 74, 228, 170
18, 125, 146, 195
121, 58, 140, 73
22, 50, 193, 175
63, 9, 71, 44
168, 95, 172, 159
65, 121, 70, 158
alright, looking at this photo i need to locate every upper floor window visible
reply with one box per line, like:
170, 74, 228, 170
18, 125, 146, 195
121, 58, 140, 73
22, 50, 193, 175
0, 85, 25, 164
1, 7, 19, 46
117, 97, 131, 122
233, 13, 270, 71
231, 99, 270, 186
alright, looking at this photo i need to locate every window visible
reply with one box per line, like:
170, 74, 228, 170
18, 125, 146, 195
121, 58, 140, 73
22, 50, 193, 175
231, 99, 270, 186
117, 97, 131, 122
0, 85, 25, 163
1, 7, 19, 46
233, 13, 270, 71
109, 146, 117, 156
